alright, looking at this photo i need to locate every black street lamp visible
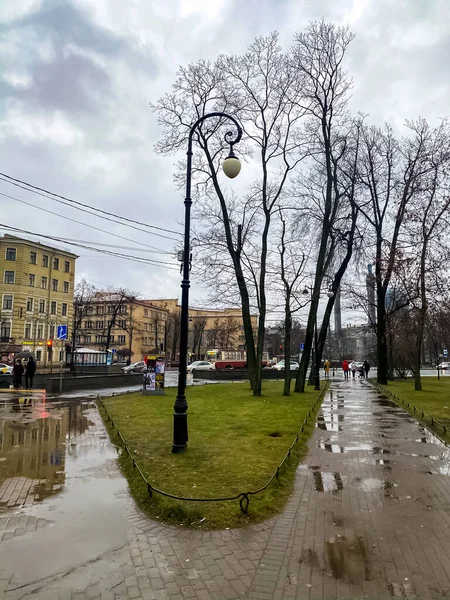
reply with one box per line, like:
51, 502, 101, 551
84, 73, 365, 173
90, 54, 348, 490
172, 112, 243, 454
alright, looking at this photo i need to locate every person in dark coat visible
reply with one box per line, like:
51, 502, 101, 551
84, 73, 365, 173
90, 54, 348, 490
25, 356, 37, 389
13, 359, 24, 390
363, 360, 370, 378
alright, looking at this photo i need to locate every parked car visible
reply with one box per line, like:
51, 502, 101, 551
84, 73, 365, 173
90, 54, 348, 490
354, 361, 364, 369
437, 363, 449, 370
121, 361, 146, 374
0, 363, 13, 375
273, 360, 300, 371
187, 361, 215, 373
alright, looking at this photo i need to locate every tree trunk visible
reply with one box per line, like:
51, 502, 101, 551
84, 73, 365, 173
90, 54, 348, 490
295, 297, 318, 392
283, 311, 292, 396
377, 300, 388, 385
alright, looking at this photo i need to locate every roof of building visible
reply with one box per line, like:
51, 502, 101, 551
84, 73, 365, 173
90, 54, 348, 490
1, 234, 79, 258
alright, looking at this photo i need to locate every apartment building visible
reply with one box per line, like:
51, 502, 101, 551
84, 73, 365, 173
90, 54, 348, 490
149, 299, 256, 360
77, 295, 168, 362
0, 235, 77, 364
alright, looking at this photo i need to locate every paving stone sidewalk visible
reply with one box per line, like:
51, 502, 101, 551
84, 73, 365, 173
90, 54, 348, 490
1, 380, 450, 599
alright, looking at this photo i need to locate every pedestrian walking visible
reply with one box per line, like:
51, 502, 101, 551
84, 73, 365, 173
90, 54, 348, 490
25, 356, 36, 389
363, 360, 370, 379
350, 361, 357, 378
324, 359, 330, 379
13, 359, 24, 390
342, 359, 349, 379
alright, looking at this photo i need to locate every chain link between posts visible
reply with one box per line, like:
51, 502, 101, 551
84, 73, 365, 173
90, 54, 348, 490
96, 382, 329, 514
370, 381, 449, 445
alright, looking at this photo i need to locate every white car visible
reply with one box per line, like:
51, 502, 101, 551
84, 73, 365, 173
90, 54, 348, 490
187, 361, 215, 373
121, 361, 146, 373
0, 363, 13, 375
437, 363, 449, 370
273, 360, 299, 371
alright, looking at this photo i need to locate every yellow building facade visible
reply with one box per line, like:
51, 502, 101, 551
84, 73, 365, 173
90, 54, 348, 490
78, 297, 168, 363
149, 298, 256, 360
0, 235, 77, 365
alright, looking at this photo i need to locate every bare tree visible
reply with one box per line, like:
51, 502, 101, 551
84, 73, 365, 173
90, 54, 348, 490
153, 32, 308, 395
277, 209, 307, 395
357, 119, 450, 384
289, 22, 356, 392
71, 279, 96, 370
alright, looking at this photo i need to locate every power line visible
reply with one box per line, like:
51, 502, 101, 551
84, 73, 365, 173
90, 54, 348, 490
0, 176, 180, 243
0, 191, 174, 253
0, 224, 179, 270
0, 171, 183, 238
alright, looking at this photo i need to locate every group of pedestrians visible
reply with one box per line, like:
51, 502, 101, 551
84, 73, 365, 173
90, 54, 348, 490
342, 359, 370, 379
12, 356, 36, 390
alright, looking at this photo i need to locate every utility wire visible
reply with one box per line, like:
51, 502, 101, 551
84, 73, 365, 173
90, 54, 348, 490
0, 176, 180, 243
0, 191, 174, 253
0, 171, 183, 238
0, 223, 179, 270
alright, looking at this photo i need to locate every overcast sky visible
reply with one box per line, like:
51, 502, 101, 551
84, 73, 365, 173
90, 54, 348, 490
1, 0, 449, 318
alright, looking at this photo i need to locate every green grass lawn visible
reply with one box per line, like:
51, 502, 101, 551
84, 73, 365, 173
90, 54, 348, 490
100, 381, 323, 529
376, 377, 450, 441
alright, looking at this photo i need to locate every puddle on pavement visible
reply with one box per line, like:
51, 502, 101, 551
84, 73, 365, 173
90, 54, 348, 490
309, 466, 343, 492
0, 399, 95, 509
326, 535, 371, 583
316, 415, 343, 432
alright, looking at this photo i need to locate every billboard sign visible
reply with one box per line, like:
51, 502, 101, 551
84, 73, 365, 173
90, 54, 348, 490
143, 355, 165, 395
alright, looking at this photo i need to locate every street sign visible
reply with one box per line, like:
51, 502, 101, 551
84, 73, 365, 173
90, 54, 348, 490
444, 348, 448, 357
300, 343, 305, 351
57, 325, 68, 340
111, 348, 117, 354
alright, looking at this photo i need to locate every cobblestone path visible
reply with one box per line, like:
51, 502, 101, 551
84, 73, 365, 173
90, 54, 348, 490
1, 380, 450, 599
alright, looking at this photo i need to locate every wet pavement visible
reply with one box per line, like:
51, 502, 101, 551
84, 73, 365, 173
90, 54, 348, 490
1, 381, 450, 599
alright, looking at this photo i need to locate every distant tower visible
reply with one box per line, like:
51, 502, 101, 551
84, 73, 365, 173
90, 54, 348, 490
334, 287, 342, 335
366, 264, 376, 325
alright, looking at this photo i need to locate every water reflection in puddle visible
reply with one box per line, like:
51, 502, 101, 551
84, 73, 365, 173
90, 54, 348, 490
326, 536, 371, 583
309, 466, 343, 492
0, 399, 95, 509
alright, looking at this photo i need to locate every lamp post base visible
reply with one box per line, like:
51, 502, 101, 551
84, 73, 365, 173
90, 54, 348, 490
172, 402, 188, 453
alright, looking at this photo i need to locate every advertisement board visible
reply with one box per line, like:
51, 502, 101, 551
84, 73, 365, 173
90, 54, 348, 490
143, 355, 165, 395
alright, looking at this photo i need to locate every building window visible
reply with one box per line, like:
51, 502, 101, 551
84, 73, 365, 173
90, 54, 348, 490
4, 271, 15, 284
49, 323, 55, 338
24, 323, 32, 339
26, 297, 33, 312
29, 274, 35, 287
36, 349, 42, 362
110, 335, 115, 343
6, 248, 16, 261
42, 255, 49, 267
41, 276, 47, 289
119, 305, 127, 314
30, 251, 37, 265
96, 320, 104, 329
39, 299, 45, 313
84, 335, 91, 343
0, 322, 11, 339
52, 279, 58, 292
87, 306, 93, 315
144, 309, 148, 317
37, 324, 44, 339
51, 301, 57, 315
62, 303, 68, 316
63, 281, 69, 293
95, 334, 105, 344
2, 295, 13, 310
118, 335, 126, 344
118, 320, 126, 329
97, 306, 103, 315
64, 261, 70, 273
85, 321, 93, 329
53, 257, 59, 270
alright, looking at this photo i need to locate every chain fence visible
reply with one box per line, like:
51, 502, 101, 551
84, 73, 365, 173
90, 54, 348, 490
370, 380, 449, 445
96, 382, 329, 514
